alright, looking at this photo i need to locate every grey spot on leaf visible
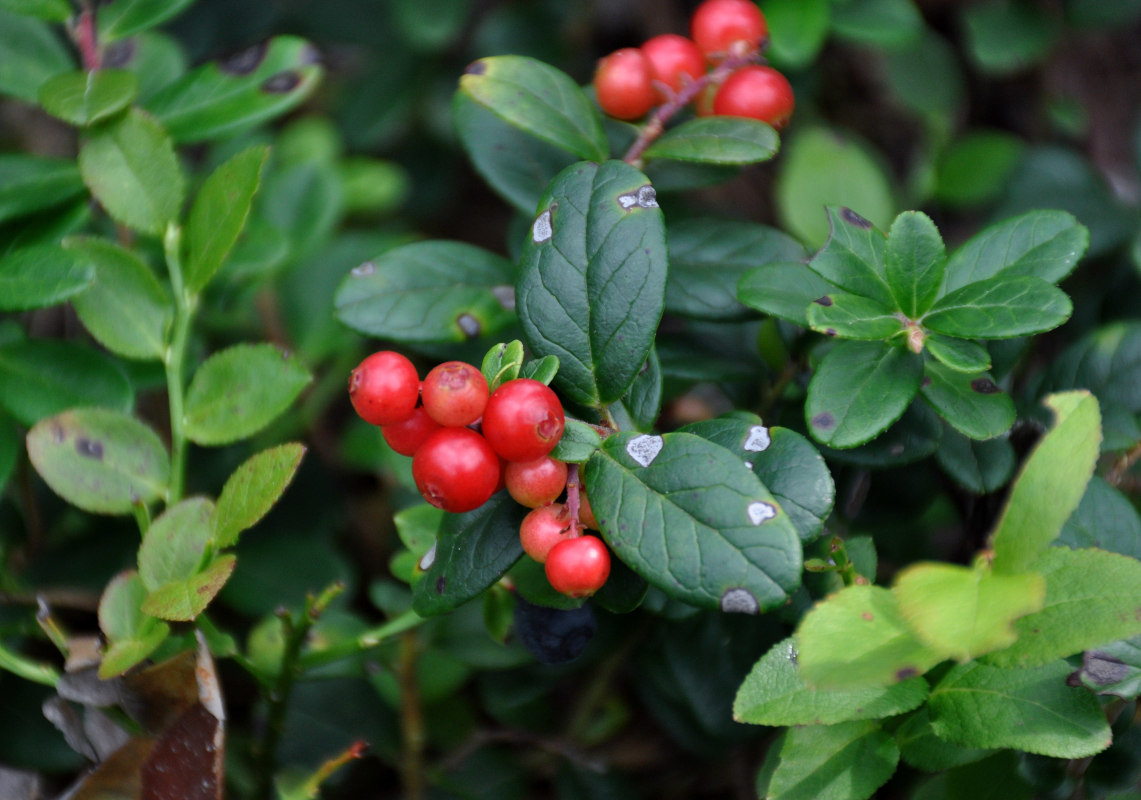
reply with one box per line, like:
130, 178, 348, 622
617, 185, 658, 210
840, 207, 873, 229
76, 438, 103, 460
532, 209, 553, 243
419, 541, 437, 571
492, 285, 515, 310
457, 314, 480, 339
262, 70, 302, 93
787, 641, 798, 665
220, 42, 268, 75
720, 588, 759, 614
811, 412, 836, 430
743, 425, 771, 452
747, 501, 776, 525
103, 40, 136, 68
1080, 651, 1130, 686
626, 434, 663, 467
351, 261, 375, 277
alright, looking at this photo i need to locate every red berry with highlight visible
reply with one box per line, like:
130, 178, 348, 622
422, 361, 489, 427
641, 34, 706, 99
505, 456, 568, 508
412, 428, 501, 513
713, 65, 795, 129
691, 0, 768, 62
482, 379, 565, 463
545, 535, 610, 598
594, 47, 657, 120
349, 351, 419, 426
519, 503, 579, 563
381, 406, 441, 457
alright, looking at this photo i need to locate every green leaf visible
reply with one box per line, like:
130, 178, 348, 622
0, 339, 132, 426
613, 347, 661, 433
0, 155, 85, 225
963, 0, 1061, 75
807, 291, 902, 339
924, 335, 991, 373
412, 491, 526, 616
987, 548, 1141, 668
118, 31, 188, 103
517, 160, 667, 408
394, 503, 443, 557
895, 707, 995, 773
145, 37, 323, 143
942, 210, 1089, 293
934, 428, 1016, 494
669, 219, 806, 321
98, 0, 194, 40
738, 261, 836, 327
923, 276, 1071, 339
583, 432, 802, 613
764, 0, 829, 69
823, 400, 943, 468
920, 361, 1015, 440
458, 55, 607, 162
183, 343, 311, 446
78, 108, 185, 236
142, 554, 237, 621
830, 0, 923, 47
0, 0, 70, 20
679, 414, 835, 543
806, 341, 923, 448
761, 721, 900, 800
886, 211, 945, 317
184, 145, 268, 294
0, 10, 72, 103
991, 391, 1101, 575
934, 131, 1026, 209
734, 637, 928, 727
335, 241, 516, 344
0, 243, 94, 311
66, 237, 171, 360
928, 660, 1111, 758
894, 563, 1045, 661
38, 69, 138, 127
1041, 322, 1141, 415
1058, 477, 1141, 560
97, 570, 170, 678
0, 414, 17, 495
480, 340, 524, 391
591, 554, 648, 614
213, 442, 306, 548
548, 418, 602, 464
137, 497, 218, 610
259, 160, 343, 259
519, 354, 560, 385
796, 585, 943, 689
882, 30, 964, 124
1068, 634, 1141, 700
643, 117, 779, 165
25, 408, 169, 514
809, 206, 894, 308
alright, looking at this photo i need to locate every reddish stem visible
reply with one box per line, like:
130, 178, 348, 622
565, 463, 585, 534
75, 7, 101, 71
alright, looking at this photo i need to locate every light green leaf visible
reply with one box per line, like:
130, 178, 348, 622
0, 10, 72, 103
886, 210, 945, 317
807, 291, 902, 339
138, 497, 214, 590
142, 554, 236, 621
98, 0, 195, 41
213, 442, 306, 548
0, 154, 85, 225
0, 243, 93, 311
97, 570, 169, 678
935, 131, 1026, 209
764, 0, 829, 69
895, 707, 995, 773
643, 117, 779, 165
548, 418, 602, 464
0, 0, 71, 21
924, 335, 991, 373
761, 721, 900, 800
38, 69, 138, 127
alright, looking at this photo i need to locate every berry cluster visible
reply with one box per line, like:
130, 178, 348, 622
349, 350, 611, 598
592, 0, 794, 129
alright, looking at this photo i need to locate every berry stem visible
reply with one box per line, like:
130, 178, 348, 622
565, 463, 583, 531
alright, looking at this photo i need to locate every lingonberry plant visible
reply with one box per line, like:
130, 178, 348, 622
3, 0, 1141, 798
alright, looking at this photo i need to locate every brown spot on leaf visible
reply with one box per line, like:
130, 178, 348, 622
76, 438, 104, 460
435, 576, 446, 594
861, 611, 874, 621
465, 60, 487, 75
811, 412, 836, 430
825, 328, 837, 337
971, 378, 1001, 394
896, 667, 919, 680
103, 40, 136, 68
814, 296, 834, 307
921, 376, 932, 388
220, 42, 268, 75
262, 70, 302, 93
840, 208, 873, 228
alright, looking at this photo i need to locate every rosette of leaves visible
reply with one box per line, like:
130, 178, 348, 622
739, 207, 1088, 448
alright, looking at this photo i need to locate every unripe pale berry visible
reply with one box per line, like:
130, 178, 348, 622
519, 503, 579, 563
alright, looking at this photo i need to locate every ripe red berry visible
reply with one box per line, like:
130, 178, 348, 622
691, 0, 768, 62
505, 456, 568, 508
519, 503, 579, 563
593, 47, 657, 120
421, 361, 489, 428
641, 34, 706, 99
545, 535, 611, 598
348, 351, 420, 426
482, 379, 565, 463
412, 427, 501, 513
381, 406, 441, 457
713, 65, 795, 129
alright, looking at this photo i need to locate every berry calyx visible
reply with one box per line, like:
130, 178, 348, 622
505, 456, 568, 509
482, 379, 565, 463
641, 34, 706, 99
545, 535, 611, 598
519, 503, 580, 563
348, 351, 420, 426
381, 406, 441, 457
593, 47, 657, 120
412, 427, 501, 513
421, 360, 489, 428
712, 65, 795, 129
691, 0, 768, 62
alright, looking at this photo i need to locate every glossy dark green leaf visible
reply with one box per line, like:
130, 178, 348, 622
213, 442, 306, 548
25, 408, 169, 514
584, 432, 802, 613
184, 146, 268, 294
258, 159, 343, 262
145, 37, 323, 143
38, 69, 138, 127
643, 117, 779, 165
0, 155, 85, 225
920, 361, 1014, 440
1058, 476, 1141, 560
668, 219, 806, 321
412, 491, 526, 616
591, 553, 648, 614
935, 427, 1015, 493
809, 206, 894, 308
807, 291, 902, 339
881, 30, 964, 124
830, 0, 923, 47
680, 413, 835, 543
182, 343, 312, 446
1069, 634, 1141, 700
963, 0, 1061, 75
1041, 322, 1141, 414
335, 241, 516, 344
0, 0, 70, 20
923, 276, 1071, 339
806, 341, 923, 448
0, 243, 93, 311
737, 260, 836, 327
0, 339, 132, 426
935, 131, 1026, 209
66, 237, 171, 360
98, 0, 194, 40
764, 0, 829, 68
517, 160, 667, 408
886, 211, 945, 317
613, 347, 661, 433
910, 752, 1031, 799
823, 400, 942, 467
0, 10, 72, 103
548, 418, 602, 464
78, 107, 185, 236
0, 413, 18, 495
895, 708, 995, 773
924, 335, 991, 373
97, 570, 170, 678
760, 721, 900, 800
458, 55, 607, 162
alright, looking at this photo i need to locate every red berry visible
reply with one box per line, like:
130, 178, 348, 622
482, 379, 565, 463
691, 0, 768, 62
593, 48, 657, 120
641, 34, 706, 99
713, 65, 795, 129
519, 503, 579, 563
422, 361, 489, 427
505, 456, 568, 508
545, 535, 610, 598
349, 351, 420, 426
412, 428, 501, 513
381, 406, 441, 457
